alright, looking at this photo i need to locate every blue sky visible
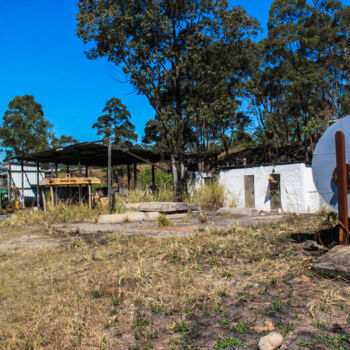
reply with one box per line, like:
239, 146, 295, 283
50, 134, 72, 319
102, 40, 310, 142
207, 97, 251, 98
0, 0, 346, 144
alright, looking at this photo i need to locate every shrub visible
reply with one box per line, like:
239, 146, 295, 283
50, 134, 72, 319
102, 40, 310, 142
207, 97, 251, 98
157, 213, 172, 228
192, 182, 225, 211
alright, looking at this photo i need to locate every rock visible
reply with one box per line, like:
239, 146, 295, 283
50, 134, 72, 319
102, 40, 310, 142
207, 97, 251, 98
216, 207, 259, 217
98, 213, 127, 224
98, 211, 145, 224
143, 212, 160, 221
138, 202, 187, 213
258, 332, 284, 350
124, 212, 146, 222
303, 240, 327, 252
311, 245, 350, 279
125, 203, 142, 211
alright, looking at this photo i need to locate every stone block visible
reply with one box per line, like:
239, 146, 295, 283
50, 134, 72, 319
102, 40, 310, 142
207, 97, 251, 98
312, 245, 350, 279
138, 202, 187, 213
216, 207, 259, 217
144, 212, 160, 221
124, 211, 146, 222
125, 203, 142, 211
98, 213, 127, 224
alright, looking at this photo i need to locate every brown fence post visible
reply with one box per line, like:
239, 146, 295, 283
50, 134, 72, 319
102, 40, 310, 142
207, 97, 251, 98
335, 130, 349, 245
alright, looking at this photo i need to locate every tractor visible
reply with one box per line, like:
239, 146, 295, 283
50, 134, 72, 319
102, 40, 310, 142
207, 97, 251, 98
0, 190, 20, 214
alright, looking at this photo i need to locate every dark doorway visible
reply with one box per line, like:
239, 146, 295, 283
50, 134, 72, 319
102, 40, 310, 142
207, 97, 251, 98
269, 174, 281, 210
244, 175, 255, 208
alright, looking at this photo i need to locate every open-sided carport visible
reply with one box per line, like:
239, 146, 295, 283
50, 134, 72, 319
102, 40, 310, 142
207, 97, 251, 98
11, 141, 170, 212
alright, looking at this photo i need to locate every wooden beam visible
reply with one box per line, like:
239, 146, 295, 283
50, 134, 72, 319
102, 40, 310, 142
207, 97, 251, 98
119, 149, 169, 172
85, 165, 89, 177
108, 142, 113, 213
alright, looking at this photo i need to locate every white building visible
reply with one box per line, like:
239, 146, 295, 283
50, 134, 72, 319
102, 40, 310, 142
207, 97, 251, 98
219, 163, 326, 214
189, 144, 328, 214
0, 163, 45, 205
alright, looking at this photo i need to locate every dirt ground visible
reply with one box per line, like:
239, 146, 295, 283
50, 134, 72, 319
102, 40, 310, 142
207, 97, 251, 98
0, 214, 349, 349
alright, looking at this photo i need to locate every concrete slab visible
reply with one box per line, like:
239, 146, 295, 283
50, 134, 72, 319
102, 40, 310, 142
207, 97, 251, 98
216, 207, 259, 217
311, 245, 350, 279
138, 202, 187, 213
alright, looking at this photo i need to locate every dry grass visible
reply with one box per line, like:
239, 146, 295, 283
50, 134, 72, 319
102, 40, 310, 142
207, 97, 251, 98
0, 201, 109, 227
125, 185, 174, 203
0, 216, 349, 349
191, 182, 226, 211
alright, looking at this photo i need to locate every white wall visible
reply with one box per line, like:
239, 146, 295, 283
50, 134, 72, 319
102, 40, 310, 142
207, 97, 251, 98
9, 164, 45, 202
187, 172, 214, 195
219, 163, 326, 214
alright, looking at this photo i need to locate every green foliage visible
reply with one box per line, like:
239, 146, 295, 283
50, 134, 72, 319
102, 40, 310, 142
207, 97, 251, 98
246, 0, 350, 148
93, 97, 137, 147
0, 95, 52, 159
214, 336, 242, 349
138, 167, 172, 188
157, 214, 172, 228
77, 0, 260, 199
51, 135, 78, 148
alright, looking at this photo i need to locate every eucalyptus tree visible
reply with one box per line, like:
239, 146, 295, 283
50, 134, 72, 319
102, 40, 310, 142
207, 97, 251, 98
247, 0, 350, 150
0, 95, 52, 159
77, 0, 259, 200
92, 97, 137, 147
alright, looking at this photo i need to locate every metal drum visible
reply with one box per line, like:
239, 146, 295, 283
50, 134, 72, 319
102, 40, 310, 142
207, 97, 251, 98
312, 115, 350, 215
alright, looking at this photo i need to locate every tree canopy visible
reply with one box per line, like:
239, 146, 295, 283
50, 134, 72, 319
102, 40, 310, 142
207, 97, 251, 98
92, 97, 138, 147
77, 0, 259, 199
0, 95, 52, 159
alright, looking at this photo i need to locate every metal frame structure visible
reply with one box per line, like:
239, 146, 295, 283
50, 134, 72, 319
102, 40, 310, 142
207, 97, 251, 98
11, 141, 171, 213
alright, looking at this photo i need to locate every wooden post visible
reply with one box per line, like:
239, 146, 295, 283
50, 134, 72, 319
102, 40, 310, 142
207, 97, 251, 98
127, 164, 131, 191
66, 164, 70, 201
7, 162, 11, 201
88, 183, 92, 209
79, 185, 82, 203
42, 189, 47, 213
108, 142, 113, 213
36, 162, 40, 209
152, 164, 155, 190
50, 186, 54, 207
21, 161, 24, 207
134, 163, 137, 189
85, 165, 89, 177
78, 162, 82, 177
335, 131, 349, 245
55, 163, 58, 204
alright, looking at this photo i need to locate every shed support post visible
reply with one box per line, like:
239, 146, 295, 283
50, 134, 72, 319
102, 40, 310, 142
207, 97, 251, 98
78, 162, 82, 177
152, 164, 155, 190
134, 163, 137, 189
88, 184, 92, 209
85, 165, 89, 177
108, 142, 113, 213
21, 161, 24, 207
36, 162, 40, 209
55, 163, 58, 204
8, 162, 11, 201
66, 164, 70, 201
127, 164, 131, 191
